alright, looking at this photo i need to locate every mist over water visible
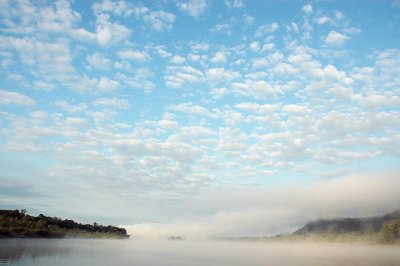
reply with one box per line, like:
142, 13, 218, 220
1, 239, 399, 266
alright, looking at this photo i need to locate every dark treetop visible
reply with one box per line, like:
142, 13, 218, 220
0, 209, 129, 239
276, 210, 400, 244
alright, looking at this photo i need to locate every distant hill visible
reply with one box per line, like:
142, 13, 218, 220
0, 209, 130, 239
294, 210, 400, 235
272, 210, 400, 244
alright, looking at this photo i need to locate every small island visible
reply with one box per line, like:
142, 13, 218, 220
0, 209, 129, 239
168, 235, 185, 241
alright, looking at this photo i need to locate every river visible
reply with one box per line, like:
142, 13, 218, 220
1, 239, 399, 265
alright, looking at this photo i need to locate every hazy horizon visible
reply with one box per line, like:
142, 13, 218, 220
1, 0, 400, 239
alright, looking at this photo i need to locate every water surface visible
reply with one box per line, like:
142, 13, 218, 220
1, 239, 399, 265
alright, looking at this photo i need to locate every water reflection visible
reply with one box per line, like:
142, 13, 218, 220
0, 239, 73, 264
0, 239, 399, 266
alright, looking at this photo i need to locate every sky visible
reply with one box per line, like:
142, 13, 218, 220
1, 0, 400, 238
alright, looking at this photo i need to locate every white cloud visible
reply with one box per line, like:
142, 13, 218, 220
132, 5, 150, 17
165, 66, 204, 88
55, 101, 87, 113
302, 4, 313, 14
0, 1, 37, 34
153, 45, 172, 58
30, 111, 48, 121
60, 75, 98, 92
187, 54, 200, 62
33, 81, 55, 92
38, 0, 82, 33
66, 117, 87, 128
230, 79, 282, 99
262, 43, 275, 51
95, 1, 176, 32
210, 51, 227, 63
177, 0, 208, 18
354, 94, 400, 108
5, 37, 75, 76
287, 22, 299, 33
170, 102, 210, 116
335, 10, 345, 20
170, 55, 186, 64
210, 87, 228, 99
273, 63, 299, 76
118, 68, 155, 94
96, 77, 119, 92
315, 16, 334, 25
93, 97, 130, 109
243, 14, 254, 26
235, 102, 279, 114
210, 23, 232, 35
249, 41, 260, 51
267, 51, 283, 64
0, 89, 35, 106
158, 119, 179, 130
324, 31, 349, 47
224, 0, 245, 9
0, 0, 131, 46
118, 49, 149, 62
86, 52, 112, 70
252, 58, 269, 68
70, 28, 95, 42
168, 126, 214, 143
323, 64, 348, 81
0, 0, 104, 47
143, 10, 176, 31
206, 68, 240, 83
92, 0, 134, 17
219, 110, 245, 126
288, 47, 324, 78
254, 22, 279, 38
191, 42, 210, 52
95, 14, 131, 45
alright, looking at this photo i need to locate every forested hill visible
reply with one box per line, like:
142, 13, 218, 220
291, 210, 400, 243
0, 209, 129, 239
294, 211, 400, 235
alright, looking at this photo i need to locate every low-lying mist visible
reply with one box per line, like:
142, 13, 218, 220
123, 172, 400, 239
1, 239, 400, 266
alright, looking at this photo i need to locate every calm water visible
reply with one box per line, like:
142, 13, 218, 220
0, 238, 400, 266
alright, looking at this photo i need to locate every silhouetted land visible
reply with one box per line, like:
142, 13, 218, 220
0, 209, 129, 239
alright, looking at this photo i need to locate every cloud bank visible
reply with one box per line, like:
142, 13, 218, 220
125, 172, 400, 239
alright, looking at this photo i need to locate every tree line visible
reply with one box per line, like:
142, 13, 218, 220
0, 209, 129, 239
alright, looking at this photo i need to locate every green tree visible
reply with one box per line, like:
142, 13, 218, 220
381, 219, 400, 243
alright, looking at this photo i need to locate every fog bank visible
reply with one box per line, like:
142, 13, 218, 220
124, 172, 400, 239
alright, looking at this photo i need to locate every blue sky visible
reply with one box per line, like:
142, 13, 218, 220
1, 0, 400, 238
